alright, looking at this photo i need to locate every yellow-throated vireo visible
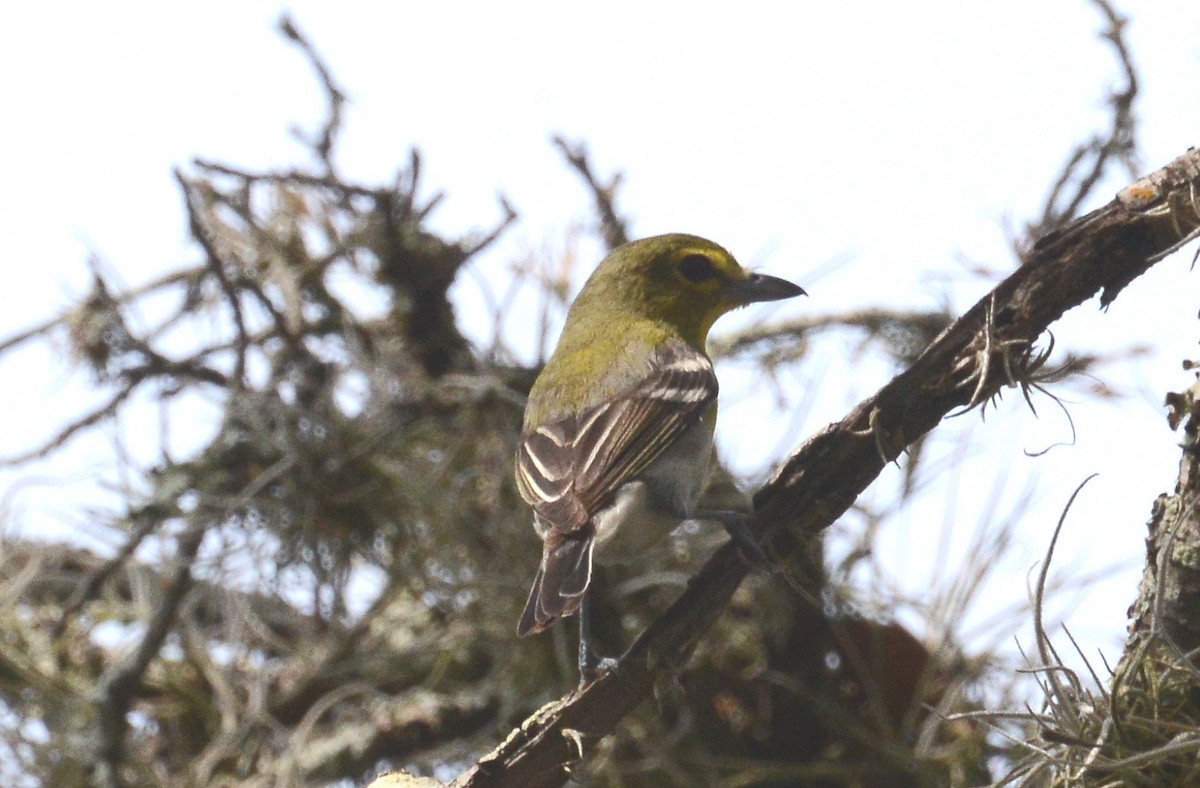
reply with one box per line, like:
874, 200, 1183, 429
515, 233, 805, 682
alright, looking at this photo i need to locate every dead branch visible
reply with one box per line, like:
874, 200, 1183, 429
552, 136, 630, 251
91, 525, 206, 787
279, 14, 347, 170
1034, 0, 1140, 235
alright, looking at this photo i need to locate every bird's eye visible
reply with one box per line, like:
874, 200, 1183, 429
679, 254, 716, 283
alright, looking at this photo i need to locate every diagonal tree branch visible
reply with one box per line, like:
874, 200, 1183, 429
453, 147, 1200, 788
89, 524, 207, 788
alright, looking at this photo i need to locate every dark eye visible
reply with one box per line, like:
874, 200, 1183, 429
679, 254, 715, 283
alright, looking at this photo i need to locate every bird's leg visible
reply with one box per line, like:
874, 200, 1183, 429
577, 590, 619, 685
694, 509, 771, 568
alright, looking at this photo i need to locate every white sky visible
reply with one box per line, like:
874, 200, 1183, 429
2, 1, 1199, 688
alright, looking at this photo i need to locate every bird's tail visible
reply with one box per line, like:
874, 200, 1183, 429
516, 532, 593, 637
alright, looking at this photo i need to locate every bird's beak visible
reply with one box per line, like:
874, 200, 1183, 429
725, 272, 806, 304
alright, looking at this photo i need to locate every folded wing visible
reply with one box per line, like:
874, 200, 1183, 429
516, 341, 718, 635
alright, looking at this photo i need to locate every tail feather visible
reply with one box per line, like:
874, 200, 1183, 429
516, 533, 594, 637
516, 566, 546, 637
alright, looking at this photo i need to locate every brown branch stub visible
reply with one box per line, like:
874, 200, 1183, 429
460, 147, 1200, 786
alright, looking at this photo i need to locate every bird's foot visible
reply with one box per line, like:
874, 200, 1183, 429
578, 653, 619, 687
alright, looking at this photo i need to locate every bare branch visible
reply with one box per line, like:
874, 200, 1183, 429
0, 386, 137, 466
1034, 0, 1140, 234
552, 136, 630, 250
279, 15, 347, 170
176, 169, 251, 386
90, 525, 206, 788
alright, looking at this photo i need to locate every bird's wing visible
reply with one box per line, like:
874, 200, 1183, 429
515, 341, 718, 533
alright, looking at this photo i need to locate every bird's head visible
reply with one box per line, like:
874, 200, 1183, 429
574, 233, 806, 349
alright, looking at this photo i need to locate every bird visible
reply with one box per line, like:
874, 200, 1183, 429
514, 233, 805, 682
